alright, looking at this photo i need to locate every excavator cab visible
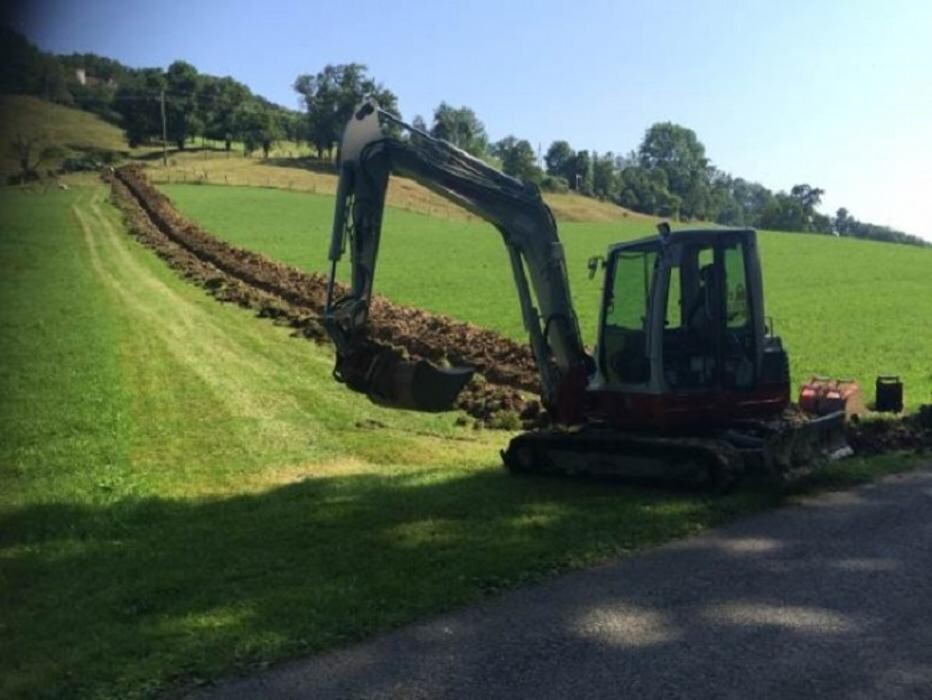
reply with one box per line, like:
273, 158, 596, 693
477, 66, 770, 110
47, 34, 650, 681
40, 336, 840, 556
592, 228, 789, 429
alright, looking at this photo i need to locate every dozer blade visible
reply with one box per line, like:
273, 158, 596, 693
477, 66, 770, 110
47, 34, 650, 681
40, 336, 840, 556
761, 410, 852, 483
335, 341, 474, 412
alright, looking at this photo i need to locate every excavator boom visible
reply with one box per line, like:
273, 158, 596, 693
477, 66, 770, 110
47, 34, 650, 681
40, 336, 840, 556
324, 102, 589, 414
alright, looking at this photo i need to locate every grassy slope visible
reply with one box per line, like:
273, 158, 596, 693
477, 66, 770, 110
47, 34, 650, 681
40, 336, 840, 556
163, 184, 932, 409
0, 95, 134, 178
0, 94, 638, 223
149, 150, 644, 223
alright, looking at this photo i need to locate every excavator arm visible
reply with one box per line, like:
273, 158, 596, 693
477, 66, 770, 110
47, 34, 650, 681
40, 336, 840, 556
324, 102, 591, 415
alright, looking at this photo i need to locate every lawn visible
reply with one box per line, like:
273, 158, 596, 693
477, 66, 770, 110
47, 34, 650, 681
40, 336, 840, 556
163, 184, 932, 410
3, 184, 922, 698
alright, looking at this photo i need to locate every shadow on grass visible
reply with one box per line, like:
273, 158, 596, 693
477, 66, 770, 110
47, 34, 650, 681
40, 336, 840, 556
263, 156, 337, 175
2, 466, 778, 697
192, 462, 932, 700
4, 455, 925, 697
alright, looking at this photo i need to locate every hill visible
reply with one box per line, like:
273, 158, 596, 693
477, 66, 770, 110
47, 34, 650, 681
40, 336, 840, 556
0, 95, 132, 178
1, 94, 644, 222
147, 149, 648, 223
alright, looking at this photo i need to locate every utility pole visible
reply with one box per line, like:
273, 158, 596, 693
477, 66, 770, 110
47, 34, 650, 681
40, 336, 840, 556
160, 89, 168, 167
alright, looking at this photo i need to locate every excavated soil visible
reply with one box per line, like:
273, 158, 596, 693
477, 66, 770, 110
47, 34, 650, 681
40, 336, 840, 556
109, 166, 542, 425
847, 411, 932, 455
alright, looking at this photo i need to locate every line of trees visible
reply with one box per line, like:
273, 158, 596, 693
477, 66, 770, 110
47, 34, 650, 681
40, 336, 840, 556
391, 100, 925, 247
3, 27, 924, 247
112, 60, 300, 157
544, 123, 928, 247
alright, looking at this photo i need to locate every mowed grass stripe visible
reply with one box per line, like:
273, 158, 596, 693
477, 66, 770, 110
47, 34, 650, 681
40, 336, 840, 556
161, 184, 932, 409
74, 191, 315, 452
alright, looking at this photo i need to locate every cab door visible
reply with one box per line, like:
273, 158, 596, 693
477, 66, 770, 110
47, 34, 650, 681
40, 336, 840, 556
598, 248, 658, 387
658, 234, 758, 392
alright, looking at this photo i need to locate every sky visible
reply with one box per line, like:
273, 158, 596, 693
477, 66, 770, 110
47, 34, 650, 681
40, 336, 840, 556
9, 0, 932, 240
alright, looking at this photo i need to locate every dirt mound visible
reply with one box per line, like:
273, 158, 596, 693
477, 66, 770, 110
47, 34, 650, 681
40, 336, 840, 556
847, 412, 932, 455
110, 166, 542, 425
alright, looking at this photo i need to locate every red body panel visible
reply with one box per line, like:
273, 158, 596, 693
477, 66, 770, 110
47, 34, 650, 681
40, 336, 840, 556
580, 382, 789, 431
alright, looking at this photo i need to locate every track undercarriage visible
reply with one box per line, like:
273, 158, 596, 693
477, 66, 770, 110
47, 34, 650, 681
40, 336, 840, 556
502, 411, 850, 489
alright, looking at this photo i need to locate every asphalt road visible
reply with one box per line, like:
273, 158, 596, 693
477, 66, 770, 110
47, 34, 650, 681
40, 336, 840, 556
192, 466, 932, 700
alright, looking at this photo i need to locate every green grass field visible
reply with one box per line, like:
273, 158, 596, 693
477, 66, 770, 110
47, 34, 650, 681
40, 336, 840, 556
163, 184, 932, 410
3, 184, 922, 698
2, 94, 931, 697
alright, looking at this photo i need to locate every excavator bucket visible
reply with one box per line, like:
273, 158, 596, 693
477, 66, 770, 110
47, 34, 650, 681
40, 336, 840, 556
369, 359, 475, 412
334, 340, 474, 412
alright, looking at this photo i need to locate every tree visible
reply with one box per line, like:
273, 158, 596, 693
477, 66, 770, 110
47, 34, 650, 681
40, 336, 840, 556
637, 122, 711, 219
544, 140, 575, 180
411, 115, 428, 132
293, 63, 398, 159
757, 183, 826, 233
727, 178, 774, 227
0, 29, 73, 104
234, 104, 281, 158
114, 68, 165, 147
164, 61, 201, 149
592, 151, 619, 199
617, 166, 680, 216
200, 76, 250, 150
789, 183, 824, 216
705, 170, 738, 224
572, 150, 593, 194
835, 207, 852, 235
8, 133, 65, 183
429, 103, 488, 156
811, 213, 833, 235
758, 192, 809, 232
492, 136, 540, 182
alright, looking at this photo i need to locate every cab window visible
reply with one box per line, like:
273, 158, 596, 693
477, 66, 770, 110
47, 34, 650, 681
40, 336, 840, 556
602, 251, 656, 384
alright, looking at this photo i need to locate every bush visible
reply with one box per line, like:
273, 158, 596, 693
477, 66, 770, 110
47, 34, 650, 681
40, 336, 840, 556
60, 149, 120, 172
539, 174, 569, 193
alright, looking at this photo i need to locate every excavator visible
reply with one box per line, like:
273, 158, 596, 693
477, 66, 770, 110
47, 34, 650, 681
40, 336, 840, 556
322, 102, 848, 487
